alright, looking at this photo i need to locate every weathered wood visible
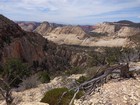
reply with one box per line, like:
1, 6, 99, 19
68, 63, 135, 104
0, 78, 13, 105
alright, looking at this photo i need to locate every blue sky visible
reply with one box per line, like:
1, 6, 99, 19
0, 0, 140, 25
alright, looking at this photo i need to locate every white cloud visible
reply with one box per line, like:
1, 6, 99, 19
0, 0, 140, 24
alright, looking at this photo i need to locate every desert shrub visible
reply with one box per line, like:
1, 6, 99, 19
41, 87, 83, 105
0, 65, 3, 75
0, 58, 29, 105
76, 76, 88, 83
65, 67, 83, 75
0, 93, 3, 100
87, 51, 106, 66
1, 58, 29, 87
85, 67, 100, 78
2, 36, 11, 44
18, 74, 41, 90
105, 47, 121, 64
87, 47, 137, 66
129, 33, 140, 46
38, 71, 50, 83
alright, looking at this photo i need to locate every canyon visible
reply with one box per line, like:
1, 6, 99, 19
33, 20, 140, 47
0, 14, 140, 105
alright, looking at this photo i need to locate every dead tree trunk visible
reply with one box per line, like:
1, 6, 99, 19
120, 63, 131, 78
0, 78, 13, 105
68, 63, 134, 105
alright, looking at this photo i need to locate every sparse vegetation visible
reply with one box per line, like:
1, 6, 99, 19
1, 36, 11, 44
38, 71, 50, 83
41, 87, 83, 105
1, 58, 29, 87
0, 58, 29, 105
87, 47, 140, 67
65, 67, 83, 75
76, 76, 88, 83
85, 66, 102, 78
19, 74, 41, 90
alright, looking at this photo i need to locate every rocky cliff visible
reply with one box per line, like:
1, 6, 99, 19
35, 22, 54, 35
0, 15, 46, 65
16, 21, 40, 32
117, 26, 140, 37
35, 21, 140, 47
92, 22, 118, 35
51, 26, 88, 39
35, 23, 88, 39
35, 23, 91, 46
0, 15, 89, 72
92, 22, 140, 37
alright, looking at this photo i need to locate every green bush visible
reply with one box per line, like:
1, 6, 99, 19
1, 58, 29, 87
76, 76, 88, 83
87, 51, 106, 66
85, 67, 100, 78
2, 36, 11, 44
38, 71, 50, 83
41, 87, 83, 105
65, 67, 83, 75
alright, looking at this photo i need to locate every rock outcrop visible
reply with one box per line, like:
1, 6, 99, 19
0, 15, 89, 72
16, 21, 40, 32
35, 23, 91, 46
35, 22, 54, 35
117, 26, 140, 37
92, 22, 119, 35
92, 22, 140, 37
34, 20, 140, 48
0, 15, 46, 65
75, 76, 140, 105
35, 24, 88, 39
51, 26, 88, 39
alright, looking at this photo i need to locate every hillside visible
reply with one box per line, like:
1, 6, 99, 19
0, 15, 90, 73
34, 21, 140, 47
1, 63, 140, 105
0, 15, 140, 105
16, 21, 40, 32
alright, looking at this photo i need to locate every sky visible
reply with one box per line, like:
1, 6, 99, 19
0, 0, 140, 25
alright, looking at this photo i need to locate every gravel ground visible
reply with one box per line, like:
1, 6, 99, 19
75, 76, 140, 105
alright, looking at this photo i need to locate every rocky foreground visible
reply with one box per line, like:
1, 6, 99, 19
0, 74, 140, 105
75, 76, 140, 105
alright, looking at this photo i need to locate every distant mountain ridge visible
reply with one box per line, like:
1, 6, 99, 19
115, 20, 140, 27
16, 21, 40, 32
16, 21, 65, 32
34, 20, 140, 47
16, 21, 95, 32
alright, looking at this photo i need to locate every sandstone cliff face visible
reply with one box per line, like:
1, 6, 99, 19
35, 22, 54, 36
0, 15, 89, 72
51, 26, 87, 39
0, 15, 46, 64
35, 20, 140, 48
0, 15, 24, 38
35, 23, 88, 39
35, 23, 92, 46
92, 22, 140, 37
93, 23, 118, 35
117, 26, 140, 37
1, 33, 46, 64
16, 22, 40, 32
